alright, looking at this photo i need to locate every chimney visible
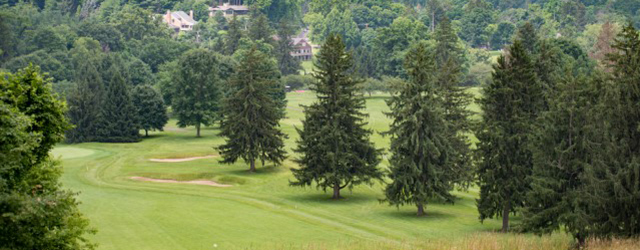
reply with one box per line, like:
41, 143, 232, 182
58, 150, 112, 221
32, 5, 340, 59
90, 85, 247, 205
165, 10, 171, 24
189, 10, 194, 19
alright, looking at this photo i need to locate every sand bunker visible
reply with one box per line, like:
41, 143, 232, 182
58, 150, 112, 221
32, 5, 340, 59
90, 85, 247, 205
149, 155, 218, 163
130, 176, 232, 187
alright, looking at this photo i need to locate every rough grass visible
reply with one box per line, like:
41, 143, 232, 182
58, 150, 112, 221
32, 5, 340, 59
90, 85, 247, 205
52, 89, 630, 250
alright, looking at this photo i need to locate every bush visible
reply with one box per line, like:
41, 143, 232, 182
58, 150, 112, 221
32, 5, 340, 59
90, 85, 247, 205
281, 74, 314, 90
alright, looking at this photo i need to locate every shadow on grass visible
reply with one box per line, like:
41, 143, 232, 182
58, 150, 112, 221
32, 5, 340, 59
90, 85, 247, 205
139, 134, 166, 139
378, 209, 455, 220
227, 165, 286, 176
286, 192, 376, 205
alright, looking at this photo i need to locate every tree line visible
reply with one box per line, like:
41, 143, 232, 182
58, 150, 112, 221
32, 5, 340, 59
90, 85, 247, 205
287, 21, 640, 245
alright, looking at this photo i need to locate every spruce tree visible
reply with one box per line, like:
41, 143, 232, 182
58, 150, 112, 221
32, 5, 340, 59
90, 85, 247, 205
476, 40, 544, 232
66, 56, 104, 143
224, 15, 244, 55
581, 23, 640, 238
434, 17, 474, 188
95, 68, 139, 142
219, 46, 287, 172
248, 13, 273, 44
131, 84, 168, 137
522, 65, 601, 243
515, 22, 539, 54
275, 20, 302, 75
290, 34, 382, 199
434, 16, 465, 67
383, 43, 457, 216
172, 49, 222, 137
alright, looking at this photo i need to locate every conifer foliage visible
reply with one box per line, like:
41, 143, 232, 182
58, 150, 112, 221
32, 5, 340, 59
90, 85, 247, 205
522, 66, 600, 243
131, 84, 168, 137
275, 20, 302, 76
291, 34, 382, 199
476, 40, 544, 232
582, 23, 640, 238
95, 68, 140, 142
383, 43, 457, 216
219, 47, 287, 172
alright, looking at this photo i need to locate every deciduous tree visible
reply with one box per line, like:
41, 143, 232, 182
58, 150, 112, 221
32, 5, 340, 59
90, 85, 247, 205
172, 49, 222, 137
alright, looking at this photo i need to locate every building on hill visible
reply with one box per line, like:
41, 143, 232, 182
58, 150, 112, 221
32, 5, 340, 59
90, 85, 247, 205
273, 29, 314, 61
209, 0, 249, 18
164, 10, 197, 32
291, 37, 313, 61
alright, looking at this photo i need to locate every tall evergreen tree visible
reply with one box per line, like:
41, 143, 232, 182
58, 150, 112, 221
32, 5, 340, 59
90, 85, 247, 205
515, 22, 539, 54
522, 65, 602, 244
476, 40, 544, 232
434, 16, 465, 67
581, 23, 640, 238
95, 68, 139, 142
224, 15, 244, 55
434, 17, 474, 188
172, 49, 222, 137
290, 34, 383, 199
66, 54, 104, 143
131, 84, 168, 137
383, 43, 457, 216
219, 47, 287, 172
248, 13, 274, 44
274, 20, 302, 75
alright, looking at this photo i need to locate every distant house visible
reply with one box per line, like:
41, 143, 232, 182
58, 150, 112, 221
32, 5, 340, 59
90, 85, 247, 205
164, 10, 197, 32
209, 1, 249, 18
273, 35, 313, 61
291, 38, 313, 61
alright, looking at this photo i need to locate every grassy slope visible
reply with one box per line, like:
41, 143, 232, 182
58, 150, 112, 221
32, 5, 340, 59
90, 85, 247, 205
53, 89, 572, 249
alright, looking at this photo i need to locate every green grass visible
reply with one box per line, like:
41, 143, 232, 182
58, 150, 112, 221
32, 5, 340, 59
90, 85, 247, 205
54, 88, 573, 249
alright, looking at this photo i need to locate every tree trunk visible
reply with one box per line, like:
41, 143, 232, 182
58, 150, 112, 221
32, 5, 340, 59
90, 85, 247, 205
417, 204, 425, 217
431, 11, 435, 32
145, 129, 148, 137
196, 123, 201, 137
249, 158, 256, 172
332, 183, 341, 199
502, 200, 511, 233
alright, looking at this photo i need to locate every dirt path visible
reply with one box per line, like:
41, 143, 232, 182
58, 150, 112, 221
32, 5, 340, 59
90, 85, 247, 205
130, 176, 232, 187
149, 155, 218, 163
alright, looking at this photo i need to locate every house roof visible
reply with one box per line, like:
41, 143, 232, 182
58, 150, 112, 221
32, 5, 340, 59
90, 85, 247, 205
210, 5, 249, 11
172, 11, 196, 24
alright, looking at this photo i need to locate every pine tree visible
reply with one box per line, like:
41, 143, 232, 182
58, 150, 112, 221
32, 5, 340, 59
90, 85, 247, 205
172, 48, 222, 137
383, 43, 457, 216
66, 57, 104, 143
522, 65, 601, 244
224, 15, 244, 55
476, 40, 544, 232
581, 23, 640, 238
95, 68, 139, 142
248, 13, 273, 44
274, 20, 302, 75
131, 84, 168, 137
219, 46, 287, 172
290, 34, 382, 199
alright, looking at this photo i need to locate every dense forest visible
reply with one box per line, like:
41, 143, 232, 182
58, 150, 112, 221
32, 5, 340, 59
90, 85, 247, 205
2, 0, 640, 249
